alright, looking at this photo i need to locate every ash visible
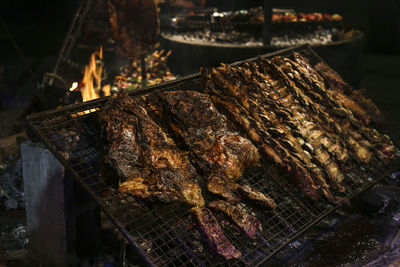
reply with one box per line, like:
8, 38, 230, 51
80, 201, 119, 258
270, 29, 336, 47
0, 156, 24, 211
163, 28, 341, 47
0, 155, 28, 266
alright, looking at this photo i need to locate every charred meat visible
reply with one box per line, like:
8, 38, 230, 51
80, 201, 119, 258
192, 207, 242, 259
99, 92, 244, 260
202, 53, 397, 203
208, 200, 262, 238
98, 92, 204, 207
159, 90, 276, 208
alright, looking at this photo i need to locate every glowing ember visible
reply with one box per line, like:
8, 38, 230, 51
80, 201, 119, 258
71, 46, 111, 102
115, 48, 175, 90
69, 82, 78, 91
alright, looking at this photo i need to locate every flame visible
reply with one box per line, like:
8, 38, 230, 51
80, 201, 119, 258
72, 46, 111, 102
102, 84, 111, 96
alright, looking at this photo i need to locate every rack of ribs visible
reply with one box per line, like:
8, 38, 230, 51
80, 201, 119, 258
202, 53, 397, 204
202, 67, 330, 203
98, 92, 241, 259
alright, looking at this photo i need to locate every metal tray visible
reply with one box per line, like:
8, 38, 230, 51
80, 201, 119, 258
26, 45, 400, 266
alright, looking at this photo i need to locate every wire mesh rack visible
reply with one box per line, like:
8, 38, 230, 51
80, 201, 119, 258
26, 45, 400, 266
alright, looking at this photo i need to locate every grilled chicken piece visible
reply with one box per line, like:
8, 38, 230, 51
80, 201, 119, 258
208, 200, 262, 238
159, 90, 275, 207
192, 207, 242, 259
98, 92, 204, 207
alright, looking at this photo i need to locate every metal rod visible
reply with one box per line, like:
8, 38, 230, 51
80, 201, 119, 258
141, 54, 147, 88
263, 0, 272, 46
119, 239, 127, 267
51, 0, 95, 85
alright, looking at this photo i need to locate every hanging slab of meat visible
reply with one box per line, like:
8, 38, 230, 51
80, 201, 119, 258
108, 0, 159, 58
159, 90, 276, 208
98, 92, 204, 207
208, 200, 262, 238
99, 92, 243, 260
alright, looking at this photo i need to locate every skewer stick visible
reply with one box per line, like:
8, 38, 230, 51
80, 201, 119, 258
141, 54, 147, 87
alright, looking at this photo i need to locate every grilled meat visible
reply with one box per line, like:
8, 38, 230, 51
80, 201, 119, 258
204, 64, 349, 203
98, 92, 204, 207
208, 200, 262, 238
212, 61, 346, 194
206, 174, 276, 208
203, 51, 397, 204
100, 92, 250, 260
204, 76, 323, 202
192, 207, 242, 259
159, 90, 276, 208
236, 184, 277, 208
289, 53, 397, 159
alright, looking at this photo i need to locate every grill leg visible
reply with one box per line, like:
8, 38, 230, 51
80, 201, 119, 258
21, 141, 71, 266
119, 239, 127, 267
21, 141, 101, 266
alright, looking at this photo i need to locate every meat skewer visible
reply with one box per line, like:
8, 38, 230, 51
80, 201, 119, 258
286, 54, 396, 159
202, 69, 323, 202
266, 56, 374, 164
211, 62, 346, 194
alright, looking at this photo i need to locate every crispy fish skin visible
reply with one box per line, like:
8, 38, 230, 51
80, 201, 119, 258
208, 200, 262, 238
191, 207, 242, 260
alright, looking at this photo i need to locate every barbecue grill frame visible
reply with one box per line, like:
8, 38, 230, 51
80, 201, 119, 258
26, 45, 400, 266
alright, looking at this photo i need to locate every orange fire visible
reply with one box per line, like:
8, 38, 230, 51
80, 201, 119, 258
71, 46, 111, 102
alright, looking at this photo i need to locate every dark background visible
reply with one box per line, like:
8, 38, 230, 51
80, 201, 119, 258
0, 0, 399, 137
1, 0, 399, 59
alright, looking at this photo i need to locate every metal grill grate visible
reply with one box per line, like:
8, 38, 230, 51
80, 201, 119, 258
26, 45, 400, 266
